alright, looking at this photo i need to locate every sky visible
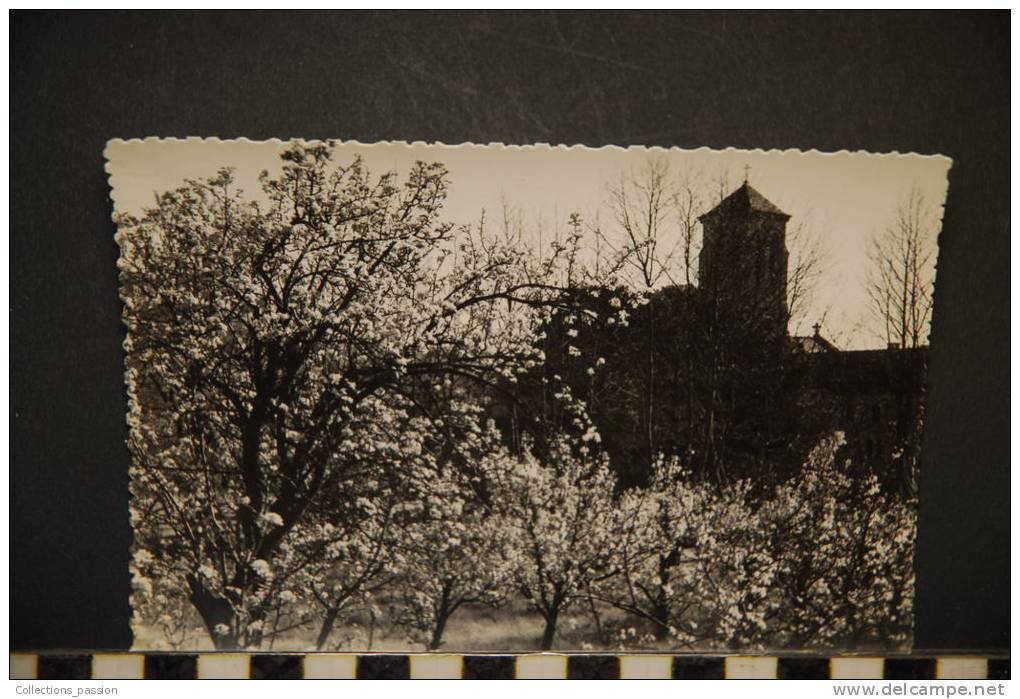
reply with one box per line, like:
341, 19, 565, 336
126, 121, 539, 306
106, 138, 951, 350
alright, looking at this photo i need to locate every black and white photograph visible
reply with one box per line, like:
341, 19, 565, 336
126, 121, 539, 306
107, 138, 950, 654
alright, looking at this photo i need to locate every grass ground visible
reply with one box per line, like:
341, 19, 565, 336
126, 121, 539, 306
133, 599, 658, 652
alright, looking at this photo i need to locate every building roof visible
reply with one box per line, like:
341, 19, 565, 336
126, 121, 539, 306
791, 335, 837, 353
791, 324, 839, 353
699, 182, 790, 220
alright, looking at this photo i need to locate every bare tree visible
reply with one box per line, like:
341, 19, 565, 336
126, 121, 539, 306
604, 158, 678, 472
710, 165, 736, 208
867, 188, 938, 348
606, 157, 677, 290
672, 168, 705, 287
786, 218, 826, 334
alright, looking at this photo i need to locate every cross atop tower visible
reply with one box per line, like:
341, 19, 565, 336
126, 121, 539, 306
743, 163, 751, 184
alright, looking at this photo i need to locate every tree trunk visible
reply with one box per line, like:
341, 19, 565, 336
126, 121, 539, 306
315, 605, 341, 651
651, 557, 671, 641
428, 612, 450, 651
585, 585, 606, 645
644, 293, 656, 477
540, 606, 560, 650
427, 583, 453, 651
187, 574, 240, 650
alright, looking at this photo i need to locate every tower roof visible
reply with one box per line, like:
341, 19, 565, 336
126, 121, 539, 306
699, 182, 790, 221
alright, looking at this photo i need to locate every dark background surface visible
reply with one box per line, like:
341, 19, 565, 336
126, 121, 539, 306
10, 10, 1009, 652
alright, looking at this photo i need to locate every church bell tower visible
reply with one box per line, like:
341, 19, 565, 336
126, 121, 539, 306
698, 181, 790, 340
